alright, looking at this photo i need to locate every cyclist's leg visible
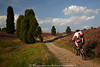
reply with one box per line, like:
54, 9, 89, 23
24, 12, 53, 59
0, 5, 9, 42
75, 42, 80, 56
75, 41, 79, 47
73, 45, 77, 55
79, 42, 87, 60
77, 42, 83, 55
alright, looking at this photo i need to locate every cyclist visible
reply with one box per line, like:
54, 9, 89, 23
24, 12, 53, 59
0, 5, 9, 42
72, 30, 84, 55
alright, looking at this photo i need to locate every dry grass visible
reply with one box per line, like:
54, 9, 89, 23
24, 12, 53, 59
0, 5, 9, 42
0, 40, 60, 67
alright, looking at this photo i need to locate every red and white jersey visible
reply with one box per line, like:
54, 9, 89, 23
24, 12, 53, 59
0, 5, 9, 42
74, 31, 84, 43
74, 31, 83, 38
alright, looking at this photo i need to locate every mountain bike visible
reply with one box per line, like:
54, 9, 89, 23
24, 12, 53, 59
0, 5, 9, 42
73, 42, 87, 60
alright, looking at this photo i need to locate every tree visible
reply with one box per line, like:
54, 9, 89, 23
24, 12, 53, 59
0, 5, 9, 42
66, 26, 71, 34
6, 6, 15, 34
21, 15, 30, 43
16, 15, 24, 39
91, 26, 94, 29
51, 26, 56, 35
16, 9, 43, 43
25, 9, 38, 43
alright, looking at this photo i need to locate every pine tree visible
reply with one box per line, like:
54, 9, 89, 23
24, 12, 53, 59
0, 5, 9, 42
16, 9, 43, 43
6, 6, 15, 34
91, 26, 94, 29
66, 26, 71, 34
21, 16, 30, 43
26, 9, 38, 43
51, 26, 56, 35
16, 15, 24, 39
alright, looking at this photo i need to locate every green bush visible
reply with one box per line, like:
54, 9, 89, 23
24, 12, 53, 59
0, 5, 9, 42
66, 26, 71, 34
16, 9, 43, 43
51, 26, 56, 36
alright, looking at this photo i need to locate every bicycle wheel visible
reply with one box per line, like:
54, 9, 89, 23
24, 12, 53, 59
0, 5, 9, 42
73, 46, 79, 56
80, 49, 86, 60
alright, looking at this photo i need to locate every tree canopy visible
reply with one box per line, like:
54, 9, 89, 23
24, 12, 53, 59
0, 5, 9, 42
51, 26, 56, 36
6, 6, 15, 34
66, 26, 71, 34
16, 9, 43, 43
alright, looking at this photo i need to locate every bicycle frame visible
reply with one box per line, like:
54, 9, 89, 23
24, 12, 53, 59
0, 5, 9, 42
73, 42, 86, 60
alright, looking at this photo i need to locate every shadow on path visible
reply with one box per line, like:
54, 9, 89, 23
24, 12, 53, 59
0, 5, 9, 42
43, 34, 69, 43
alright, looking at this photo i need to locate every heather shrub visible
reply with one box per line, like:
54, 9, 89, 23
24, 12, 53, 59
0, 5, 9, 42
63, 28, 100, 57
95, 44, 100, 57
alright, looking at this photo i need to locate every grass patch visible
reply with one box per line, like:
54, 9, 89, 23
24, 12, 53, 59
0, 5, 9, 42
53, 40, 73, 52
0, 40, 20, 48
0, 40, 60, 67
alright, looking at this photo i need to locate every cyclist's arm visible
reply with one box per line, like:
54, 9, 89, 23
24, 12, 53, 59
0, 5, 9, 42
72, 35, 75, 41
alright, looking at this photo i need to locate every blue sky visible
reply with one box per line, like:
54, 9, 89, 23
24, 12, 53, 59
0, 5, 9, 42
0, 0, 100, 32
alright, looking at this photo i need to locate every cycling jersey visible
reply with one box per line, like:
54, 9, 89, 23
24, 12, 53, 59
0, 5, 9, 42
74, 31, 84, 43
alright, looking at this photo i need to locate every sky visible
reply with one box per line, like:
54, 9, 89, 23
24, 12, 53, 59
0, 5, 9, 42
0, 0, 100, 32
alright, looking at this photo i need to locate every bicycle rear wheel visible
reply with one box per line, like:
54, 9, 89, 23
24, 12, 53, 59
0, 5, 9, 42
80, 49, 86, 60
73, 46, 80, 56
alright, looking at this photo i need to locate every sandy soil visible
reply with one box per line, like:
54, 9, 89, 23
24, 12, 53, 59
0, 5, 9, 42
46, 43, 100, 67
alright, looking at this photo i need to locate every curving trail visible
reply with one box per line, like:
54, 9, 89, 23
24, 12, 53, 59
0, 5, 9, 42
46, 43, 99, 67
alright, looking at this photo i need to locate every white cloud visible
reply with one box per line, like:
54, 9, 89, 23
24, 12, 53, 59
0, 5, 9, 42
42, 28, 49, 31
0, 16, 6, 28
52, 18, 72, 25
52, 16, 95, 25
0, 14, 19, 28
83, 25, 90, 29
87, 16, 95, 20
38, 18, 52, 24
84, 9, 99, 14
38, 16, 95, 26
14, 14, 19, 28
14, 14, 19, 22
63, 5, 100, 15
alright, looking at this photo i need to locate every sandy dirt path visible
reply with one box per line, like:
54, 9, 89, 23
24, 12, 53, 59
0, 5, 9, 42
46, 43, 99, 67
